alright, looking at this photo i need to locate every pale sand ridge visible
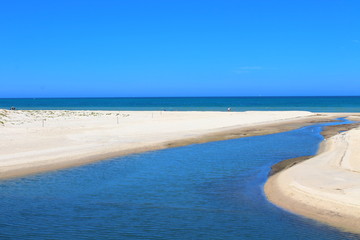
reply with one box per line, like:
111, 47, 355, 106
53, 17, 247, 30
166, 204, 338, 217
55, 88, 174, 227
265, 123, 360, 234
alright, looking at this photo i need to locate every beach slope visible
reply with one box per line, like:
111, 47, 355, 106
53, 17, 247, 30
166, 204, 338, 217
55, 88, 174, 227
265, 125, 360, 234
0, 110, 336, 179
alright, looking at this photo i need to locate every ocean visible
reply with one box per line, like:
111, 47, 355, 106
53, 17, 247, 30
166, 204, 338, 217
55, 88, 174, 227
0, 119, 358, 239
1, 96, 360, 112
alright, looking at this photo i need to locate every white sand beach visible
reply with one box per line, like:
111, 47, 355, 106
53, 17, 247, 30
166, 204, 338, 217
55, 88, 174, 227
2, 109, 360, 233
265, 116, 360, 234
0, 109, 334, 179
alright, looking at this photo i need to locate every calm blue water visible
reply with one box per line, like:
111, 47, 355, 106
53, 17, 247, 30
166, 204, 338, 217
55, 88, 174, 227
1, 96, 360, 112
0, 120, 359, 239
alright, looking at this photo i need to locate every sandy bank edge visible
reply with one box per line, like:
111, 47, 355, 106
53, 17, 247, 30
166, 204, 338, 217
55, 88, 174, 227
265, 119, 360, 234
268, 122, 360, 176
1, 113, 351, 180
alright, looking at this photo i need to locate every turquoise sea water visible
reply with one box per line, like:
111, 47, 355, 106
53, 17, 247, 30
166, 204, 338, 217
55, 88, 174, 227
0, 119, 359, 239
1, 96, 360, 112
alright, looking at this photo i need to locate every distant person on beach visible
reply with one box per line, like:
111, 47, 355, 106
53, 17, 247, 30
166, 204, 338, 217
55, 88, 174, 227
10, 106, 16, 110
227, 107, 231, 112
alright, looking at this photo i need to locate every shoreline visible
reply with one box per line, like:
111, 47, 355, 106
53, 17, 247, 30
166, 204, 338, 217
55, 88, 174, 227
268, 122, 360, 176
265, 116, 360, 234
0, 110, 355, 180
3, 109, 360, 234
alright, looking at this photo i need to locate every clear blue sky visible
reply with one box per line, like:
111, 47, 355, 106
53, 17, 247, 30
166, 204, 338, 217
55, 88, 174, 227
1, 0, 359, 97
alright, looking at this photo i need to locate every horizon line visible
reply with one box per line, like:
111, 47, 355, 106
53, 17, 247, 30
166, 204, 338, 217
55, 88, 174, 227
1, 95, 360, 99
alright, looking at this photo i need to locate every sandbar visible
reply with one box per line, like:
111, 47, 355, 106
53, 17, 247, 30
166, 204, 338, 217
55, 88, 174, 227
265, 115, 360, 234
0, 109, 349, 180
